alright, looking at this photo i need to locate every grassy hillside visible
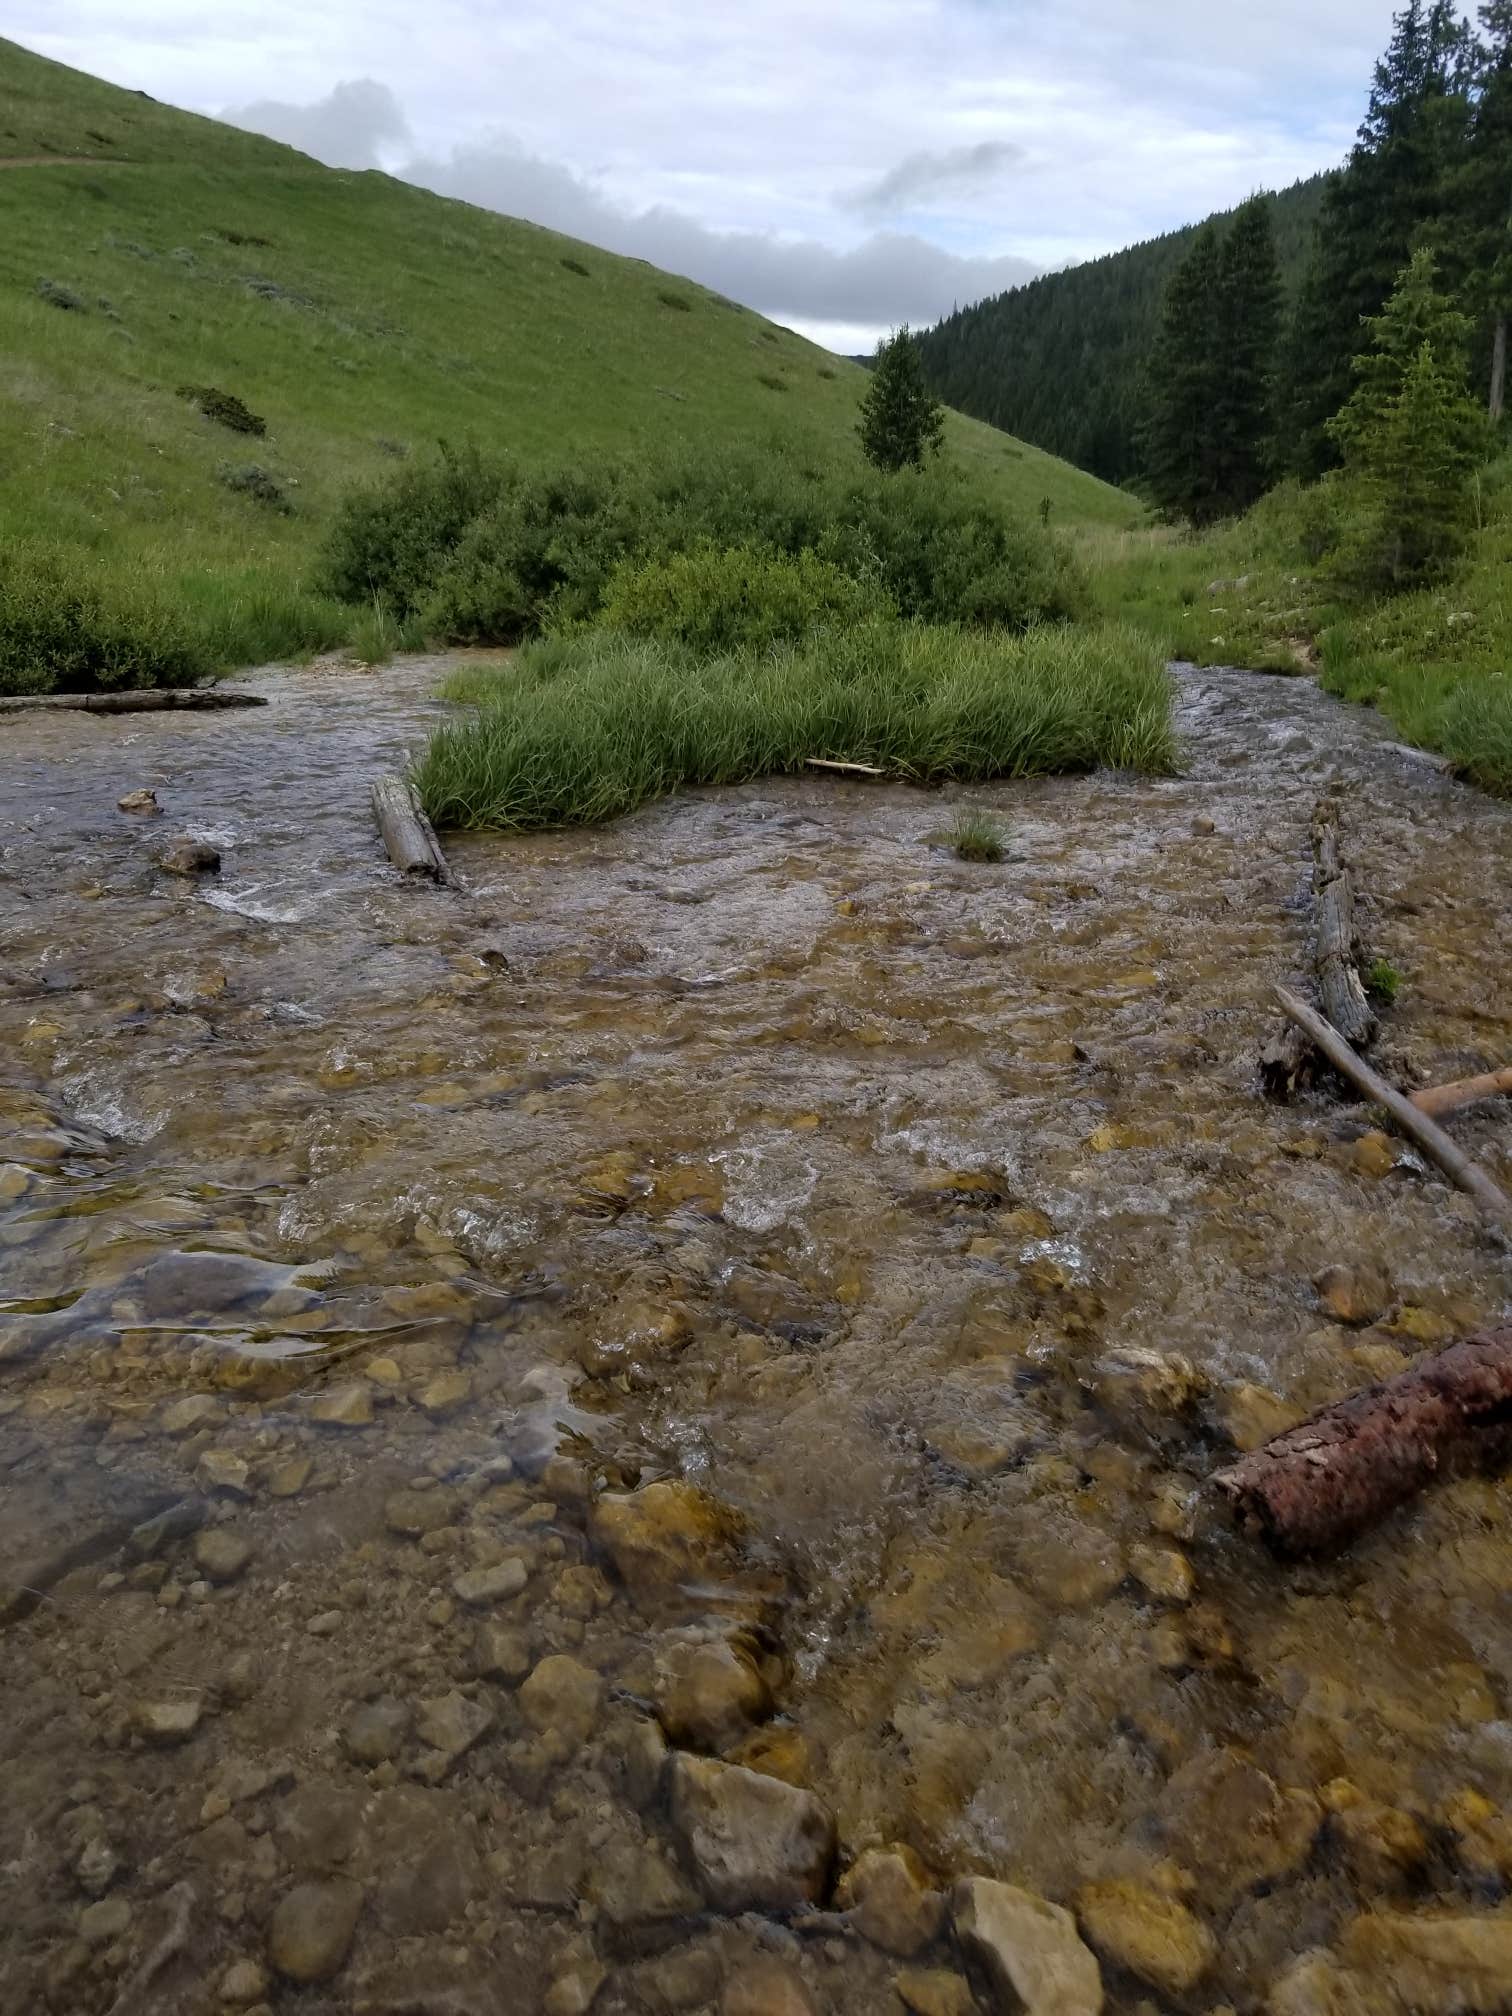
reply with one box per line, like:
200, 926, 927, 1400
918, 177, 1328, 487
0, 38, 1139, 674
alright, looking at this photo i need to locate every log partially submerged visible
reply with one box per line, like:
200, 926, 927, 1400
1214, 1328, 1512, 1557
1274, 985, 1512, 1233
0, 688, 266, 714
371, 774, 452, 885
1410, 1067, 1512, 1119
1260, 799, 1376, 1095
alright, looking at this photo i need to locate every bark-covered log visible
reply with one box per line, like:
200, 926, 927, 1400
0, 689, 266, 714
372, 774, 452, 884
1310, 799, 1376, 1049
1214, 1329, 1512, 1557
1410, 1067, 1512, 1119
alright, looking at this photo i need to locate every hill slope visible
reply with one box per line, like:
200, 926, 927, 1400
918, 178, 1328, 487
0, 38, 1138, 669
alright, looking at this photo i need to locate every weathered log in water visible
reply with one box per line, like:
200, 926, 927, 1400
1410, 1067, 1512, 1119
0, 689, 267, 714
371, 773, 452, 884
1215, 1329, 1512, 1557
1260, 798, 1376, 1094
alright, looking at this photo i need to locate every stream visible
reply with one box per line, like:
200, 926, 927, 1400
2, 656, 1510, 2015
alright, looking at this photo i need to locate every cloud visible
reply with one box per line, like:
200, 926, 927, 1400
226, 77, 411, 169
403, 131, 1039, 326
845, 140, 1026, 217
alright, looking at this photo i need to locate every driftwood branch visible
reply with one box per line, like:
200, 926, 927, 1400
372, 776, 452, 884
1410, 1068, 1512, 1119
1214, 1329, 1512, 1556
804, 757, 884, 778
0, 689, 266, 714
1274, 985, 1512, 1232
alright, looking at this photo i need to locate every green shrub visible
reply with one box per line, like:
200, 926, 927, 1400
1440, 677, 1512, 795
1366, 957, 1403, 1004
318, 442, 509, 614
560, 256, 590, 278
218, 463, 291, 512
36, 277, 87, 312
657, 288, 694, 313
597, 544, 889, 655
178, 384, 267, 436
416, 620, 1174, 831
0, 548, 212, 694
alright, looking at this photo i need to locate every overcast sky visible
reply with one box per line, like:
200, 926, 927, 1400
17, 2, 1401, 351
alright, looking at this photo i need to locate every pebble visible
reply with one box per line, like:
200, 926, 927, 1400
952, 1877, 1103, 2016
1075, 1877, 1216, 1997
835, 1843, 945, 1957
476, 1621, 533, 1683
669, 1754, 836, 1912
219, 1957, 270, 2004
161, 1394, 224, 1437
118, 788, 161, 814
79, 1896, 132, 1945
194, 1528, 254, 1585
1314, 1262, 1393, 1327
309, 1384, 372, 1428
417, 1370, 473, 1416
1128, 1543, 1195, 1604
544, 1959, 607, 2015
453, 1559, 528, 1607
384, 1487, 458, 1538
267, 1456, 313, 1498
197, 1451, 252, 1497
343, 1696, 412, 1767
306, 1609, 344, 1636
415, 1689, 495, 1765
266, 1877, 363, 1983
518, 1655, 603, 1749
133, 1696, 204, 1746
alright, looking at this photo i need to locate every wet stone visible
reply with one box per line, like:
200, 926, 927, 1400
475, 1620, 533, 1683
894, 1968, 977, 2016
75, 1835, 121, 1897
1156, 1747, 1320, 1908
79, 1895, 132, 1945
415, 1688, 495, 1766
591, 1478, 751, 1622
518, 1655, 603, 1749
384, 1486, 459, 1537
118, 788, 161, 814
266, 1455, 312, 1497
669, 1753, 836, 1912
545, 1959, 608, 2016
952, 1877, 1104, 2016
654, 1634, 773, 1751
194, 1527, 254, 1584
722, 1957, 817, 2016
1128, 1543, 1194, 1604
197, 1450, 252, 1497
133, 1695, 204, 1745
159, 837, 221, 876
343, 1695, 411, 1767
586, 1841, 701, 1937
267, 1877, 363, 1983
309, 1383, 372, 1428
1074, 1878, 1216, 1998
218, 1957, 270, 2005
1340, 1908, 1512, 2013
1314, 1263, 1393, 1328
161, 1393, 223, 1437
835, 1843, 945, 1957
453, 1557, 528, 1607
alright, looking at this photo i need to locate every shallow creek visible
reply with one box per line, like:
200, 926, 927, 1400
2, 656, 1511, 2015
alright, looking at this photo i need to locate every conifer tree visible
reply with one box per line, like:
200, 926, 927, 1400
858, 326, 946, 473
1460, 2, 1512, 416
1214, 195, 1284, 511
1143, 224, 1226, 522
1329, 248, 1486, 585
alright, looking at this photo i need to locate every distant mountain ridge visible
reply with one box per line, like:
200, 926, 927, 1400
917, 177, 1329, 487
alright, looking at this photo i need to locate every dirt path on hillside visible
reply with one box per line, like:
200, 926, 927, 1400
1, 657, 1509, 2014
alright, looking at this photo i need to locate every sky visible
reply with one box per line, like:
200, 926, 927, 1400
17, 1, 1403, 352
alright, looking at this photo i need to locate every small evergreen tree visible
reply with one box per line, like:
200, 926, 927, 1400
859, 326, 946, 473
1329, 248, 1486, 585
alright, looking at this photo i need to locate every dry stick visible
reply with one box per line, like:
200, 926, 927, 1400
804, 757, 885, 777
1410, 1067, 1512, 1119
371, 774, 452, 885
1274, 984, 1512, 1232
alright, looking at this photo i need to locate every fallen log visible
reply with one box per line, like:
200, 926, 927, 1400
1310, 799, 1377, 1049
371, 774, 452, 885
1274, 986, 1512, 1232
1214, 1328, 1512, 1557
0, 689, 266, 714
1410, 1067, 1512, 1120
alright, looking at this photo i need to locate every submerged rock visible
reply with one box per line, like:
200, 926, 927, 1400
952, 1877, 1103, 2015
1074, 1878, 1216, 1997
654, 1634, 773, 1751
518, 1655, 603, 1750
668, 1754, 835, 1912
1156, 1747, 1320, 1907
835, 1843, 945, 1956
159, 837, 221, 876
1340, 1907, 1512, 2012
895, 1968, 977, 2016
591, 1479, 758, 1622
722, 1957, 816, 2015
267, 1877, 363, 1983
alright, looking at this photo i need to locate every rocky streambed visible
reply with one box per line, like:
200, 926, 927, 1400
1, 656, 1511, 2015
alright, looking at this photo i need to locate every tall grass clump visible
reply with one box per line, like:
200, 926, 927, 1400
1439, 678, 1512, 795
0, 547, 213, 694
596, 544, 890, 654
949, 809, 1009, 862
416, 621, 1174, 832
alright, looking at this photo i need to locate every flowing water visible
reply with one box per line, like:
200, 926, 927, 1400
2, 656, 1510, 2015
